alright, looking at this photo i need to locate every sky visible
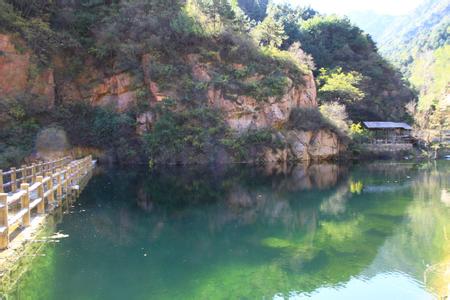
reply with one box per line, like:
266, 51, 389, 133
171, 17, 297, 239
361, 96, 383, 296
273, 0, 425, 15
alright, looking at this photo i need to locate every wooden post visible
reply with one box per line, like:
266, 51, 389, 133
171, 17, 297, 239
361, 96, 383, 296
63, 167, 69, 194
20, 183, 30, 227
66, 165, 72, 193
11, 167, 16, 192
0, 169, 3, 193
22, 165, 27, 185
36, 176, 45, 214
0, 193, 9, 249
75, 163, 79, 184
46, 172, 54, 205
31, 163, 36, 183
57, 169, 62, 206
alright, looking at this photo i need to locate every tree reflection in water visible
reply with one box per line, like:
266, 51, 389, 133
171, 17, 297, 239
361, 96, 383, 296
8, 161, 450, 299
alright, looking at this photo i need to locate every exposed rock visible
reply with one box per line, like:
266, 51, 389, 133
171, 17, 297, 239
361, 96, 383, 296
263, 148, 289, 163
192, 63, 211, 82
187, 53, 211, 82
286, 130, 312, 161
308, 129, 344, 160
149, 81, 167, 102
90, 72, 137, 111
208, 72, 318, 133
0, 34, 55, 108
30, 69, 55, 109
142, 53, 168, 102
136, 111, 154, 135
286, 129, 345, 161
0, 34, 30, 95
141, 53, 153, 90
35, 127, 69, 159
0, 31, 347, 164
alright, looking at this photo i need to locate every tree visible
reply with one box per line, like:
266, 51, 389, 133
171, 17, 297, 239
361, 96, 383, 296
237, 0, 268, 21
292, 15, 415, 121
196, 0, 236, 33
318, 68, 365, 104
288, 42, 315, 70
320, 102, 350, 134
269, 4, 317, 49
251, 13, 287, 48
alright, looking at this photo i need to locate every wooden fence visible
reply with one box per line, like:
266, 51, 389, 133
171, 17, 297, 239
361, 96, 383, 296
0, 157, 72, 194
0, 156, 94, 249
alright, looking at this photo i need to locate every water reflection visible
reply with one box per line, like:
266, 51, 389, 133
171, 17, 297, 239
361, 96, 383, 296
8, 161, 450, 299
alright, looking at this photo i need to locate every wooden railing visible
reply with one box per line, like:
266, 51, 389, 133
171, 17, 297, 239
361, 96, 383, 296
0, 156, 94, 249
0, 157, 72, 194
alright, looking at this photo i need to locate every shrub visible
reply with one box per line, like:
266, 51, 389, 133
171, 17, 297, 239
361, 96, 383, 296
288, 107, 332, 131
221, 128, 278, 161
51, 102, 138, 161
349, 123, 372, 143
241, 74, 289, 100
0, 95, 41, 168
143, 107, 229, 164
320, 102, 349, 134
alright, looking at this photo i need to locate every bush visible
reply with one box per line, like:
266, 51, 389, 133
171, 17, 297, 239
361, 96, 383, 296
320, 102, 349, 134
0, 95, 41, 168
51, 102, 139, 162
241, 74, 289, 100
143, 107, 229, 164
349, 123, 372, 143
221, 129, 276, 160
288, 107, 333, 131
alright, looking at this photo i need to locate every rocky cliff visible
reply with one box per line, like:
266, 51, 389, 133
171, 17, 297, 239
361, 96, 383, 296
0, 32, 346, 164
0, 34, 55, 109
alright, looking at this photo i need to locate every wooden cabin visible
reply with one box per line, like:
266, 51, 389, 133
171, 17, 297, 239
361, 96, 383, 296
363, 121, 413, 144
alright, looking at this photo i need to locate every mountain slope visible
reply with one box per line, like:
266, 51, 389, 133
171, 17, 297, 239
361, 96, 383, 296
378, 0, 450, 69
346, 11, 398, 42
379, 0, 450, 128
348, 0, 449, 129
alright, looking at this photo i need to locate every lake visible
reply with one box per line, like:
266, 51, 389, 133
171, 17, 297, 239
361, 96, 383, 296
7, 161, 450, 299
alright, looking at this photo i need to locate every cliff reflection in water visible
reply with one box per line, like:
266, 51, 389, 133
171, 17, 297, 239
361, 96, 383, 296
9, 161, 450, 300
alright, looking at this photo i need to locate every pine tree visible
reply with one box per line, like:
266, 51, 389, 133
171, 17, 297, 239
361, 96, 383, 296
251, 13, 287, 48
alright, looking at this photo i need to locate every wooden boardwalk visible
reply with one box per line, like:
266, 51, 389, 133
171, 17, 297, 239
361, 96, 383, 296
0, 156, 94, 249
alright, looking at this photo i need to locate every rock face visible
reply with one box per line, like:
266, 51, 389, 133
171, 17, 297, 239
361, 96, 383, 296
0, 34, 55, 108
90, 73, 137, 112
286, 129, 345, 161
0, 32, 346, 163
259, 129, 345, 163
136, 111, 154, 135
207, 74, 317, 133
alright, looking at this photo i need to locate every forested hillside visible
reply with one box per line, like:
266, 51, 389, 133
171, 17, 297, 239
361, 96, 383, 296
346, 11, 397, 42
350, 0, 449, 129
380, 0, 449, 129
0, 0, 415, 167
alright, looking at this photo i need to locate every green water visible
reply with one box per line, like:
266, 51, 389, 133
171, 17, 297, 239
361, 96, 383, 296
7, 161, 450, 299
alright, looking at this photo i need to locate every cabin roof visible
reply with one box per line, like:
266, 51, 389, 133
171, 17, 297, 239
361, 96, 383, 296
363, 121, 412, 130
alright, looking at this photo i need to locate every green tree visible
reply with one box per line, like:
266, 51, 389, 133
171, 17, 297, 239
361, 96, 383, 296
294, 15, 415, 121
318, 68, 365, 104
197, 0, 236, 33
237, 0, 268, 21
251, 13, 287, 48
269, 4, 317, 49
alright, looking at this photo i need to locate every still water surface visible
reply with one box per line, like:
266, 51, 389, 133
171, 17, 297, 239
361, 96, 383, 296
9, 161, 450, 299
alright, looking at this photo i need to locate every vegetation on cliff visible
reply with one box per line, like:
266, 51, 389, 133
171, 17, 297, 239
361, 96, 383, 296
0, 0, 418, 166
